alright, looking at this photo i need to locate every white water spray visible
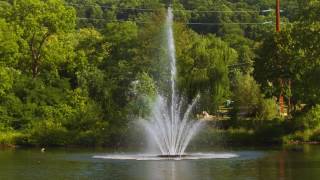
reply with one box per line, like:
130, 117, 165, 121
142, 8, 203, 156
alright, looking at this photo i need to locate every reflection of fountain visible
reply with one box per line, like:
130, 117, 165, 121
141, 7, 202, 156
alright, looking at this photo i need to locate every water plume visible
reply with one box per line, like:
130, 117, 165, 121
142, 8, 203, 156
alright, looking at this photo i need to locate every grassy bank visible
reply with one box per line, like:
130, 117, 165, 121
190, 119, 287, 147
0, 131, 25, 147
2, 112, 320, 148
0, 122, 296, 148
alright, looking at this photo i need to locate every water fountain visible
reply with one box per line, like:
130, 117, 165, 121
94, 7, 238, 161
142, 7, 203, 157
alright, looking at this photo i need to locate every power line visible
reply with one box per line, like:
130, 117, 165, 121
66, 3, 155, 11
77, 18, 149, 24
174, 9, 261, 13
187, 21, 273, 25
76, 17, 273, 26
66, 3, 272, 14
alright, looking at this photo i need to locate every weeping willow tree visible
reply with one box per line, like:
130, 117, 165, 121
174, 23, 238, 113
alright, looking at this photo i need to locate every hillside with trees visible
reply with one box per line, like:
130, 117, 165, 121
0, 0, 319, 147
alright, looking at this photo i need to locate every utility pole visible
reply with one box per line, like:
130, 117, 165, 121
276, 0, 291, 117
276, 0, 281, 32
276, 0, 285, 116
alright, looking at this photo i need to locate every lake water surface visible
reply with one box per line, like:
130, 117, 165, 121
1, 145, 320, 180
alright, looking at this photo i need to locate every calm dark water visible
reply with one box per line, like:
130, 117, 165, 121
1, 145, 320, 180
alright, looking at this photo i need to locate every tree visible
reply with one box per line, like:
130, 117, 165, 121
254, 0, 320, 110
6, 0, 76, 77
0, 67, 17, 97
175, 24, 237, 111
232, 72, 278, 120
126, 72, 157, 118
291, 1, 320, 106
0, 19, 19, 66
254, 28, 295, 97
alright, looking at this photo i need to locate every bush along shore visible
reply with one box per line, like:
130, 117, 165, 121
3, 106, 320, 148
193, 106, 320, 147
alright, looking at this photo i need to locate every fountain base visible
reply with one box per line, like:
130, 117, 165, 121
157, 155, 188, 158
93, 153, 239, 161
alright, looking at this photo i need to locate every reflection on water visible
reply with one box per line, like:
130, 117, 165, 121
146, 161, 177, 180
1, 145, 320, 180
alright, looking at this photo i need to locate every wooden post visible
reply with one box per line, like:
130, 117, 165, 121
276, 0, 285, 116
276, 0, 281, 32
288, 79, 291, 115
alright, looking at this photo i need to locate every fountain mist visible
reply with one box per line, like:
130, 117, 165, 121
142, 8, 203, 156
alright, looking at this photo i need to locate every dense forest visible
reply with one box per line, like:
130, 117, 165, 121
0, 0, 320, 147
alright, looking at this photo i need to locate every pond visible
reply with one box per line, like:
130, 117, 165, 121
1, 145, 320, 180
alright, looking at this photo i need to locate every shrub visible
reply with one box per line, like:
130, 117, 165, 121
29, 120, 69, 146
310, 129, 320, 142
293, 105, 320, 130
232, 74, 262, 117
231, 73, 279, 120
73, 121, 109, 146
283, 130, 313, 143
0, 131, 25, 146
225, 128, 255, 144
192, 127, 226, 146
73, 130, 101, 146
257, 98, 279, 120
253, 120, 286, 143
283, 128, 320, 144
191, 127, 256, 147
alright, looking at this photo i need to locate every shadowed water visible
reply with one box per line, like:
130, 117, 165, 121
141, 8, 203, 156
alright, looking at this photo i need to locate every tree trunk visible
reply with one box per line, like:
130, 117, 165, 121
29, 32, 50, 78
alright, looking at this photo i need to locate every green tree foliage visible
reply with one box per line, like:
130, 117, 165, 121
0, 67, 16, 96
0, 0, 319, 146
294, 105, 320, 130
126, 72, 157, 118
233, 74, 261, 110
3, 0, 76, 77
232, 73, 278, 120
255, 1, 320, 109
0, 0, 109, 146
0, 19, 19, 66
175, 26, 237, 111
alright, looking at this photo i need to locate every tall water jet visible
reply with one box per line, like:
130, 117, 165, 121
93, 7, 239, 161
142, 7, 203, 156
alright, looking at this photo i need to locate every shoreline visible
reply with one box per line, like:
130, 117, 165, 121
1, 141, 320, 150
